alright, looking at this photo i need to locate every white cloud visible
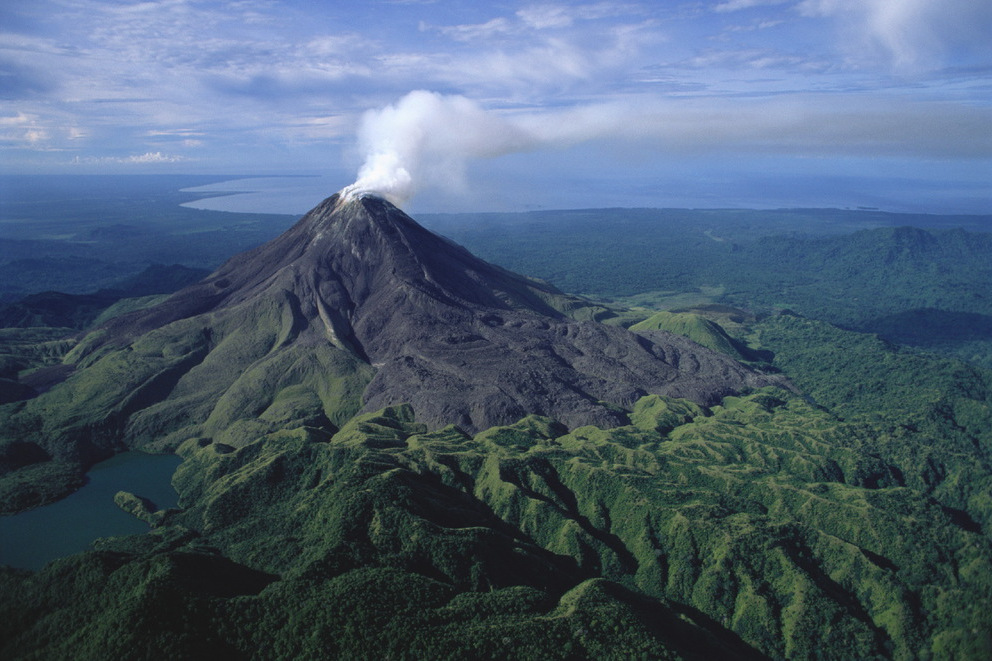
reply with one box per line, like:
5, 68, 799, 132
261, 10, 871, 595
0, 112, 49, 147
126, 151, 184, 163
72, 151, 187, 165
0, 112, 33, 128
798, 0, 992, 68
469, 38, 594, 85
714, 0, 790, 13
722, 19, 785, 33
417, 20, 660, 99
516, 5, 575, 29
434, 18, 512, 41
23, 129, 48, 144
146, 129, 205, 138
282, 115, 350, 142
680, 48, 817, 70
145, 128, 205, 148
429, 4, 644, 43
516, 3, 645, 29
305, 34, 377, 57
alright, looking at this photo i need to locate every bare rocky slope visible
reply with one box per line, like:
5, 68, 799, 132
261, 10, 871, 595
96, 192, 771, 431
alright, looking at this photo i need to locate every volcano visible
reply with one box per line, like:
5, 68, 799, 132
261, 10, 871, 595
3, 191, 989, 661
7, 192, 772, 475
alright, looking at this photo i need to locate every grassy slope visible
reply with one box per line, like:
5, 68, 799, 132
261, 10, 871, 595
630, 311, 754, 361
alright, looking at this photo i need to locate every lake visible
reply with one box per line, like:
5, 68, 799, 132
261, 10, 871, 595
0, 452, 182, 571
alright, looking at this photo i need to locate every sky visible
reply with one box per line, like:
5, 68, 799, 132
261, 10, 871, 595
1, 0, 990, 213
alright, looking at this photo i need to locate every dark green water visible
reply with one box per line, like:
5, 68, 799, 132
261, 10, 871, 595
0, 452, 182, 570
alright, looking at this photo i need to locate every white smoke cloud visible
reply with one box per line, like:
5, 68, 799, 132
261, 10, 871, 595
343, 90, 992, 206
341, 91, 536, 204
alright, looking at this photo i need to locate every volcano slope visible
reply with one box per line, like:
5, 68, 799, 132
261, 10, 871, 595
0, 192, 771, 508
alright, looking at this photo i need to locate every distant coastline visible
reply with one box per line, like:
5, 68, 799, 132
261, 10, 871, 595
179, 171, 992, 217
179, 174, 335, 215
3, 172, 989, 217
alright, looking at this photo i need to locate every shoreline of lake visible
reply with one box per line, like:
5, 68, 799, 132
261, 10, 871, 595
0, 451, 183, 571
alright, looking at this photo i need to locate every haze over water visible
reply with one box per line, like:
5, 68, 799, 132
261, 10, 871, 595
181, 171, 992, 217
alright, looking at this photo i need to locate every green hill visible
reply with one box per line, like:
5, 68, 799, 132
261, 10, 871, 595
631, 310, 754, 361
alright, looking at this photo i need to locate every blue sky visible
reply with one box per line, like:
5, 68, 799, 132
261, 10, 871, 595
1, 0, 990, 212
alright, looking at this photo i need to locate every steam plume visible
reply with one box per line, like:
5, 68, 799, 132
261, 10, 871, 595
342, 90, 991, 205
341, 91, 535, 204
